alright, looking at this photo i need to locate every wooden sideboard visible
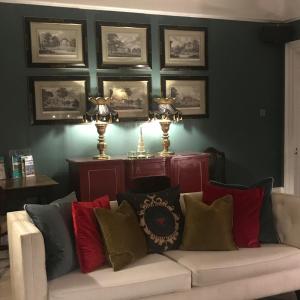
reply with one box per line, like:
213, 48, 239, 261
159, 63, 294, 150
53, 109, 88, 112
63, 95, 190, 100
67, 152, 209, 201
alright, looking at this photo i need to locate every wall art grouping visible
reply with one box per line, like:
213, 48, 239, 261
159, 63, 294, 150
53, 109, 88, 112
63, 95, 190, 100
25, 17, 209, 124
25, 18, 207, 70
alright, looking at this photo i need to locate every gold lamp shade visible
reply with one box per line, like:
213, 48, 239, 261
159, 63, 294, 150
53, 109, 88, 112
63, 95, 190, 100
84, 96, 119, 160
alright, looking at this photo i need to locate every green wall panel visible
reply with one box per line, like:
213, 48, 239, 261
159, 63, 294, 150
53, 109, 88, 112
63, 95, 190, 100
0, 3, 284, 196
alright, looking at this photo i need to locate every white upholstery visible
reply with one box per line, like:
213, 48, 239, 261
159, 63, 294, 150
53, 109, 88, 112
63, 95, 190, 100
48, 254, 191, 300
272, 192, 300, 248
164, 244, 300, 287
7, 192, 300, 300
7, 211, 48, 300
143, 268, 300, 300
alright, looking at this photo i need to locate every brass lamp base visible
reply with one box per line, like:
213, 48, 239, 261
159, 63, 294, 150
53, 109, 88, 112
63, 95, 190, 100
93, 154, 110, 160
159, 150, 174, 157
159, 120, 174, 157
94, 122, 110, 160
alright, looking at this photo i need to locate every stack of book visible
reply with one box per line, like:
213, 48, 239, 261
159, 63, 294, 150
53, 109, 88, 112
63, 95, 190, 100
9, 149, 35, 179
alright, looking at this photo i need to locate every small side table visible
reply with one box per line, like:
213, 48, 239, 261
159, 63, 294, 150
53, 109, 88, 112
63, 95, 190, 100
0, 174, 58, 212
0, 175, 58, 250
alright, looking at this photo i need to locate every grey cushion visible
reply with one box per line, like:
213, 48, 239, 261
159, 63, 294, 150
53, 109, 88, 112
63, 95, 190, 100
24, 191, 78, 280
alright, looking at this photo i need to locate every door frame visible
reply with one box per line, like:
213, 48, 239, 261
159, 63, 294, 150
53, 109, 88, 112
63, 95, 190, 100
284, 40, 300, 194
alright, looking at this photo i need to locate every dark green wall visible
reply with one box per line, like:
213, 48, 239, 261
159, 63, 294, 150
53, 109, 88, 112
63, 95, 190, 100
0, 3, 284, 196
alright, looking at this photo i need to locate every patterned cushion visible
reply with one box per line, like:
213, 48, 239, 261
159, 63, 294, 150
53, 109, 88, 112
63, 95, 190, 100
117, 186, 183, 253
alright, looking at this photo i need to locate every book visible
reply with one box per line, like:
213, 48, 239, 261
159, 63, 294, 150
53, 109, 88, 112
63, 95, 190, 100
0, 156, 6, 180
21, 155, 35, 177
9, 149, 31, 179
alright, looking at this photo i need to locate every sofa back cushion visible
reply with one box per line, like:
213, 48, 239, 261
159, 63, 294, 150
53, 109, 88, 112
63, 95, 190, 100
117, 186, 184, 253
180, 194, 237, 251
210, 178, 278, 243
72, 196, 110, 273
94, 201, 147, 271
203, 184, 264, 247
24, 191, 78, 280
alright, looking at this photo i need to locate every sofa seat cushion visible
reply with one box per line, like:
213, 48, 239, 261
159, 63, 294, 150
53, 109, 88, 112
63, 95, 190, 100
164, 244, 300, 287
48, 254, 191, 300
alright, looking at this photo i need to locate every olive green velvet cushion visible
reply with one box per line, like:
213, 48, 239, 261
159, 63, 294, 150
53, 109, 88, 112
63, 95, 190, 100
180, 194, 237, 251
94, 201, 147, 271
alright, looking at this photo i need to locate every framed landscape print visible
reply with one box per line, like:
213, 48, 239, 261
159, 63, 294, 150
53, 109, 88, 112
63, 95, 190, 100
98, 77, 151, 120
160, 26, 207, 69
96, 22, 151, 68
161, 76, 208, 117
29, 76, 89, 124
25, 18, 88, 67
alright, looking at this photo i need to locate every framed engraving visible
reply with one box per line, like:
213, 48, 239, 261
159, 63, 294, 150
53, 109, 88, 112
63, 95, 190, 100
161, 76, 208, 117
25, 18, 88, 67
97, 22, 151, 68
29, 76, 89, 124
161, 26, 207, 69
99, 77, 151, 120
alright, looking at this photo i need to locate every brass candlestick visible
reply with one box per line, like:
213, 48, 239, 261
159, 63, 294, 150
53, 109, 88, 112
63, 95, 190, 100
94, 121, 109, 160
159, 119, 174, 157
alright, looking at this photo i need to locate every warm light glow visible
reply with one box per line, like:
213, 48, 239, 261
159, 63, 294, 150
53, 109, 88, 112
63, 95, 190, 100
140, 121, 161, 136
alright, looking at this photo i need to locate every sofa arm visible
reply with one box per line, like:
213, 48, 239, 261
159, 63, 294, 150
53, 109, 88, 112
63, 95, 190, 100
272, 192, 300, 248
7, 211, 48, 300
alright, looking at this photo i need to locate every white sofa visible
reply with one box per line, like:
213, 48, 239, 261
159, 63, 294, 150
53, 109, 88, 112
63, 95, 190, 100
7, 192, 300, 300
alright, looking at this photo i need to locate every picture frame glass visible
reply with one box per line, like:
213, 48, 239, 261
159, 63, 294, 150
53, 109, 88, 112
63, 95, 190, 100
102, 80, 149, 119
33, 80, 86, 121
30, 22, 84, 64
101, 26, 148, 65
165, 79, 207, 116
164, 29, 206, 67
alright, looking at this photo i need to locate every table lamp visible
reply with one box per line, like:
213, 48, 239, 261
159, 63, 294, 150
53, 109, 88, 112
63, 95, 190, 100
149, 97, 182, 157
83, 96, 119, 160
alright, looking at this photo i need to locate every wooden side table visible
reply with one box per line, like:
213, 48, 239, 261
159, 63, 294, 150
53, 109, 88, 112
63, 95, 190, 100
0, 175, 58, 213
0, 175, 58, 250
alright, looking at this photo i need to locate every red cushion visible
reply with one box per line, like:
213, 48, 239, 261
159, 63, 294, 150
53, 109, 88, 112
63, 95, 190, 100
72, 196, 110, 273
203, 184, 264, 247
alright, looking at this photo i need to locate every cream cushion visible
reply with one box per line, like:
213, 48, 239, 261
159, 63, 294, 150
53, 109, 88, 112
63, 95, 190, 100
48, 253, 191, 300
272, 192, 300, 248
164, 244, 300, 287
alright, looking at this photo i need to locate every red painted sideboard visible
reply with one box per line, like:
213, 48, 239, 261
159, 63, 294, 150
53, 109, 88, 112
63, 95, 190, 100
67, 152, 209, 201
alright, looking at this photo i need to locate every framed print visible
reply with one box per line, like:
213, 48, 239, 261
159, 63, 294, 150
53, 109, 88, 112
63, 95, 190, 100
160, 26, 207, 69
96, 22, 151, 68
29, 76, 89, 124
98, 77, 151, 120
25, 18, 88, 67
161, 76, 208, 117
